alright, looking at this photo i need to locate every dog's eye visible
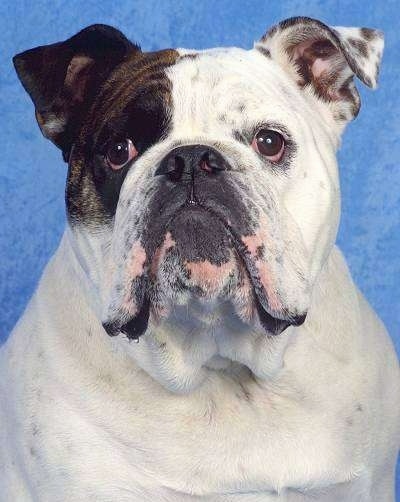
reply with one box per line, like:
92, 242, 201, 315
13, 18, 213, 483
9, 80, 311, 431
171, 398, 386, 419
106, 139, 138, 170
252, 129, 284, 162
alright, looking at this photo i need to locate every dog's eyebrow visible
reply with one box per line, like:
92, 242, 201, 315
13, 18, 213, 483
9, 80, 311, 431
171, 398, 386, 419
93, 101, 146, 149
106, 114, 132, 136
94, 93, 171, 156
233, 122, 293, 144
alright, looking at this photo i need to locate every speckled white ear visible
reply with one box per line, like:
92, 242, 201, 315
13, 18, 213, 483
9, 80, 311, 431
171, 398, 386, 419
331, 25, 384, 88
255, 17, 384, 122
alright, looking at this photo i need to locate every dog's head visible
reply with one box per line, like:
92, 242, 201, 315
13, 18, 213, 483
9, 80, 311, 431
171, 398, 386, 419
14, 18, 383, 387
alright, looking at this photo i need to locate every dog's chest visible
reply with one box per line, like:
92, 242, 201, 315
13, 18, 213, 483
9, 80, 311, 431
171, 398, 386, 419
17, 361, 367, 500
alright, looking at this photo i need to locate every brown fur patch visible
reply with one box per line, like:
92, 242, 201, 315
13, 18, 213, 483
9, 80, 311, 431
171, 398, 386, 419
67, 48, 179, 226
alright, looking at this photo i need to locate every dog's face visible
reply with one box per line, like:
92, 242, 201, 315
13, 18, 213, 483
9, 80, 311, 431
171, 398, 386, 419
14, 18, 383, 389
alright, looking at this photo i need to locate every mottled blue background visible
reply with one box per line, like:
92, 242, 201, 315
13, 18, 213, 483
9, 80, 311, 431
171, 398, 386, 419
0, 0, 399, 495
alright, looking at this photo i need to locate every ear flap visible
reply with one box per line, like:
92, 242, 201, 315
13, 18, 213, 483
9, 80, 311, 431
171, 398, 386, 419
255, 17, 384, 122
13, 24, 139, 158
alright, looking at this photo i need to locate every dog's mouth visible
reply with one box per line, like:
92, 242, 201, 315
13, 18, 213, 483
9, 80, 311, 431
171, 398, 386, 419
102, 203, 307, 341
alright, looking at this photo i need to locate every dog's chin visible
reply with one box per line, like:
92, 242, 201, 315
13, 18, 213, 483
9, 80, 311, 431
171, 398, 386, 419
103, 250, 299, 343
151, 265, 296, 337
149, 264, 239, 329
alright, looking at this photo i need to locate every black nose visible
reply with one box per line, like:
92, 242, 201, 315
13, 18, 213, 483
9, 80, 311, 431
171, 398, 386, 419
155, 145, 227, 182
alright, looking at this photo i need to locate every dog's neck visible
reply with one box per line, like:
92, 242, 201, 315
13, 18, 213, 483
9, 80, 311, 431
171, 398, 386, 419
55, 225, 358, 395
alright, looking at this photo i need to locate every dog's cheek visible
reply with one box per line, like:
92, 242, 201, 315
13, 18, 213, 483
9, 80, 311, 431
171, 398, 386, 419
103, 239, 148, 323
241, 229, 283, 314
65, 147, 130, 228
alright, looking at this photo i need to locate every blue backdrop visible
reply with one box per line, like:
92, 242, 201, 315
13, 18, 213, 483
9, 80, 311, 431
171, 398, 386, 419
0, 0, 399, 495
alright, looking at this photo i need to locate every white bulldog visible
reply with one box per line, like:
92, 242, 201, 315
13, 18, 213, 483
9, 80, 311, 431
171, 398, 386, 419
1, 16, 399, 501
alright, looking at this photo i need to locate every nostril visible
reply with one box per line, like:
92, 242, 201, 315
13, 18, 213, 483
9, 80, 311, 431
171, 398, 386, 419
165, 156, 177, 174
155, 154, 185, 180
155, 145, 226, 181
200, 154, 213, 174
169, 156, 185, 182
200, 150, 225, 173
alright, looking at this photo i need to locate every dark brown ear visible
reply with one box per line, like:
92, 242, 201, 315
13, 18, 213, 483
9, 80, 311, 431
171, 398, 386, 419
13, 24, 139, 159
255, 17, 384, 122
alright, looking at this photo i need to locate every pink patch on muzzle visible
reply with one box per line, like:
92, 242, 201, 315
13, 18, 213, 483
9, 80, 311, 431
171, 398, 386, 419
119, 241, 147, 317
126, 241, 147, 279
185, 258, 236, 294
241, 230, 282, 313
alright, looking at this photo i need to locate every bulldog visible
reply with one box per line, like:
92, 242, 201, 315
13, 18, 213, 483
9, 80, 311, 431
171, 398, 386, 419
1, 16, 399, 501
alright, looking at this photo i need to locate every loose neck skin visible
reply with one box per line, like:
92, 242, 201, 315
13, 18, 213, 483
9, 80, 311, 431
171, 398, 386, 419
1, 224, 368, 499
42, 223, 361, 398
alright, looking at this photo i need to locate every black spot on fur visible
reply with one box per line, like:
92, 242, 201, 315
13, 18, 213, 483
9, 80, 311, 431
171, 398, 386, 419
336, 111, 348, 121
257, 46, 271, 58
375, 61, 380, 80
256, 245, 265, 259
360, 27, 376, 41
348, 37, 369, 58
180, 53, 199, 60
237, 382, 252, 402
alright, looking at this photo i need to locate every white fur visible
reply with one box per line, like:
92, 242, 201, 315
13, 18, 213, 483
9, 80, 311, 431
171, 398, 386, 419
1, 28, 399, 501
1, 235, 399, 501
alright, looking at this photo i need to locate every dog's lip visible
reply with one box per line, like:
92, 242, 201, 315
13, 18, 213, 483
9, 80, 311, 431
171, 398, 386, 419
167, 201, 306, 333
102, 201, 307, 341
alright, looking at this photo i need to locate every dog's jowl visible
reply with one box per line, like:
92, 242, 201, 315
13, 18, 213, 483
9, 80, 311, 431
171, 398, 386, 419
1, 17, 399, 501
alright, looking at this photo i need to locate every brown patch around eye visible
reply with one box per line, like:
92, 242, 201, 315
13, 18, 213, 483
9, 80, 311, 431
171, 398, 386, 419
67, 48, 180, 227
308, 39, 337, 59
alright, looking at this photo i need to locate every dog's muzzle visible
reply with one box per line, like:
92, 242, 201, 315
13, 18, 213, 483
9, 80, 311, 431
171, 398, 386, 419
102, 144, 308, 342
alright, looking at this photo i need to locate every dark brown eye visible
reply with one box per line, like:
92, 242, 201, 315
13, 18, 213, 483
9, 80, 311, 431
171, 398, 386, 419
106, 139, 138, 170
252, 129, 285, 161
